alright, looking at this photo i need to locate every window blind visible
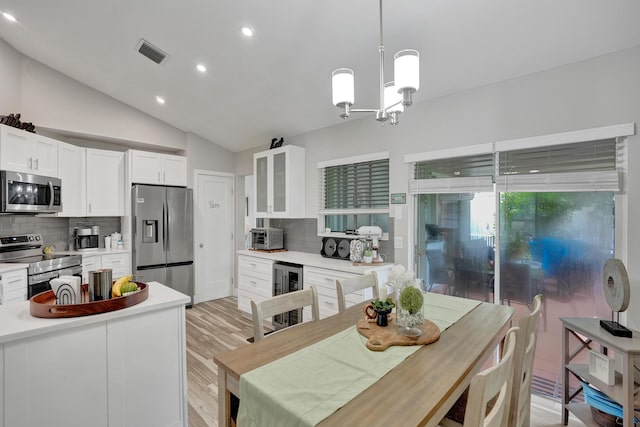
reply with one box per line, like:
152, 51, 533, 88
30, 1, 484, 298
496, 138, 621, 192
320, 158, 389, 211
410, 153, 494, 194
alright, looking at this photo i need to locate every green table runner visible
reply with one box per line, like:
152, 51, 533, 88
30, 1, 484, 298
237, 293, 481, 427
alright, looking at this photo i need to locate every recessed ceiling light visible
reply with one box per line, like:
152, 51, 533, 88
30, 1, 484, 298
2, 12, 17, 22
155, 96, 165, 104
241, 26, 254, 37
196, 64, 207, 73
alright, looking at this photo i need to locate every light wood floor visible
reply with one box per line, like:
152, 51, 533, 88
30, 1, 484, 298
185, 297, 586, 427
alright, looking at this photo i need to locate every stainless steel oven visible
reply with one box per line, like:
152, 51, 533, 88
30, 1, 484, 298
0, 170, 62, 213
0, 233, 82, 298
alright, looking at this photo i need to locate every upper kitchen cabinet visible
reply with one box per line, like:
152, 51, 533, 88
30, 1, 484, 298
129, 150, 187, 186
0, 126, 58, 177
86, 148, 124, 216
253, 145, 305, 218
57, 141, 87, 217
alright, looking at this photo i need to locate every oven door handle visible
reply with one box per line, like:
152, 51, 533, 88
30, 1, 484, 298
29, 270, 62, 285
47, 180, 54, 210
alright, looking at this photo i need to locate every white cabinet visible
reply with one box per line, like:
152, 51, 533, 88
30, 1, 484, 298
0, 126, 58, 177
82, 253, 131, 283
57, 141, 87, 217
237, 255, 274, 315
101, 253, 131, 279
253, 145, 305, 218
81, 255, 102, 283
129, 150, 187, 186
4, 322, 109, 427
1, 286, 187, 427
303, 266, 361, 320
0, 268, 27, 305
86, 149, 124, 216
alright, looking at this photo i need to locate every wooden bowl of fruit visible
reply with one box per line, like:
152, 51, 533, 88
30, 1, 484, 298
30, 277, 149, 318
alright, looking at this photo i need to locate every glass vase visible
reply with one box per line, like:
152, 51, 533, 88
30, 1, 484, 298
396, 281, 424, 336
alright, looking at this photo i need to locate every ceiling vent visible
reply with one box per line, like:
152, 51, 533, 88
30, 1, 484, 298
136, 39, 169, 65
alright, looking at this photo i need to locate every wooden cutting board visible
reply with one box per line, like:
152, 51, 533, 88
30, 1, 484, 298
356, 314, 440, 351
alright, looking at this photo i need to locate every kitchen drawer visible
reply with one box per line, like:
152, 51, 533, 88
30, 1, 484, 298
82, 255, 102, 270
1, 268, 27, 293
111, 267, 130, 280
1, 287, 27, 304
102, 253, 130, 269
238, 255, 273, 280
238, 273, 272, 298
304, 266, 358, 289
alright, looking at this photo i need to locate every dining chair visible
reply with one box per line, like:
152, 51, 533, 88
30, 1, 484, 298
251, 286, 319, 342
336, 272, 378, 313
440, 327, 518, 427
509, 293, 543, 427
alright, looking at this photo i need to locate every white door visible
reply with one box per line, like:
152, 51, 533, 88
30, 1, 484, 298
194, 170, 234, 303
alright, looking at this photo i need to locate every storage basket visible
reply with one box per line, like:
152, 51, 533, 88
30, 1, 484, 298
581, 381, 637, 426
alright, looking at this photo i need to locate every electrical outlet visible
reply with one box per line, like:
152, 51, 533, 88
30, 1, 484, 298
394, 236, 403, 249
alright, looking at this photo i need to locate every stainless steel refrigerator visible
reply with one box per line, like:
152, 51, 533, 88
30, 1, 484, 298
132, 184, 193, 305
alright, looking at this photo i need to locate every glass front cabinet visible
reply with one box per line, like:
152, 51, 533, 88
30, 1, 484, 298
253, 145, 305, 218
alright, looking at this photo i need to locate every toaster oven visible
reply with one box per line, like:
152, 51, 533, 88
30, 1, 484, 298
250, 228, 284, 250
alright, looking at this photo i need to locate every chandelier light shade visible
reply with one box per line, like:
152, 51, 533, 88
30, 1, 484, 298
332, 68, 355, 108
330, 0, 419, 126
384, 81, 403, 125
394, 49, 420, 107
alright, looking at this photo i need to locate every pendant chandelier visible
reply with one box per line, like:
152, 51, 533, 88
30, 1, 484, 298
331, 0, 419, 126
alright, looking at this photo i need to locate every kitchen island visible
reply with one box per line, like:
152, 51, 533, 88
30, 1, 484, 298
0, 281, 190, 427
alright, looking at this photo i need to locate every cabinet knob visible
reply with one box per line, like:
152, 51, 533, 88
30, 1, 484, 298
199, 243, 204, 248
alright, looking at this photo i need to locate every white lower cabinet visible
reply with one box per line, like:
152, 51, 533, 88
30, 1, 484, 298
236, 254, 378, 323
82, 253, 131, 283
303, 266, 361, 320
1, 299, 186, 427
101, 253, 131, 279
0, 268, 28, 305
81, 255, 102, 283
237, 255, 273, 315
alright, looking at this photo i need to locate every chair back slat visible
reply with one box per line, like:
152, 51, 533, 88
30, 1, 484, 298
336, 273, 378, 312
251, 287, 319, 341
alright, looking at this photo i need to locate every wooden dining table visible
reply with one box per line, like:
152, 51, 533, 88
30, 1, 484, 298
214, 299, 514, 427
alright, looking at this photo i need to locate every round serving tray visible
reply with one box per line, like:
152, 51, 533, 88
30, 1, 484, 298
30, 282, 149, 318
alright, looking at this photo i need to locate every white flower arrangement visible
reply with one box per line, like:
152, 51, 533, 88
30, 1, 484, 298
388, 264, 415, 290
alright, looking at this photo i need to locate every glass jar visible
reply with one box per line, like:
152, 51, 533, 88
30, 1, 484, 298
396, 280, 424, 336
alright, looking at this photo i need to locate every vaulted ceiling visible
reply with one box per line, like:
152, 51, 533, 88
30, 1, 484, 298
1, 0, 640, 152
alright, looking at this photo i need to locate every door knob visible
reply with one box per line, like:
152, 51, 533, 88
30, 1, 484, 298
199, 243, 204, 248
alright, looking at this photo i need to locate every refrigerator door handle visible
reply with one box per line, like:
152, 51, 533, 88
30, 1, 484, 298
165, 200, 170, 251
162, 202, 167, 252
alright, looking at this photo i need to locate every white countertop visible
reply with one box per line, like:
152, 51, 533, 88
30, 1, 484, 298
0, 263, 29, 273
237, 249, 390, 274
0, 281, 189, 344
57, 248, 130, 256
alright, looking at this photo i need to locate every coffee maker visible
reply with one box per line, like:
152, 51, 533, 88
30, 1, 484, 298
74, 226, 99, 251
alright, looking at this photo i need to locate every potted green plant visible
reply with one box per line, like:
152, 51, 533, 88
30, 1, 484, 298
363, 249, 373, 263
370, 298, 395, 326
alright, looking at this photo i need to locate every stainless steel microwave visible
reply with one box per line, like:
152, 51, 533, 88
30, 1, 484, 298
0, 170, 62, 213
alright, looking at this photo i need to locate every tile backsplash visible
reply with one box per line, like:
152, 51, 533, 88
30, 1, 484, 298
0, 216, 122, 250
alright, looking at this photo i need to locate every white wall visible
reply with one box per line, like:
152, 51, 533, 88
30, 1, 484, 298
17, 58, 186, 150
236, 45, 640, 327
0, 36, 234, 185
0, 39, 22, 114
186, 132, 235, 187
